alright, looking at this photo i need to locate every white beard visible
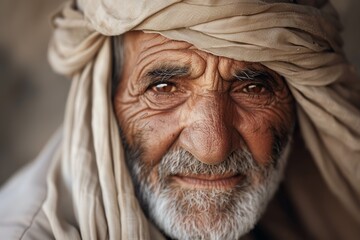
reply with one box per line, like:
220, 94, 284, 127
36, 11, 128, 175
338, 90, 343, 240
128, 141, 292, 240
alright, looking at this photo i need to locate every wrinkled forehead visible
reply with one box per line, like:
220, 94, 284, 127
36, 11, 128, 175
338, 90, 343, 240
123, 31, 192, 55
116, 31, 285, 89
122, 31, 270, 72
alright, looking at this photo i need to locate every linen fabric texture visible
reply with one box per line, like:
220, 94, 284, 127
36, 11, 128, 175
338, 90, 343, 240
46, 0, 360, 239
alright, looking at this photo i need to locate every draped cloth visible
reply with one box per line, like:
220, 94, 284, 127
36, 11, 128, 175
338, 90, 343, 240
46, 0, 360, 239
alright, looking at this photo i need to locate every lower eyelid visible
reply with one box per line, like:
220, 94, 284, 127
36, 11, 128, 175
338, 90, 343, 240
234, 82, 273, 93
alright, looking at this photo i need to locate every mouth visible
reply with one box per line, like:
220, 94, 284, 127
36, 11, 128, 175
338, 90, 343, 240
171, 173, 245, 190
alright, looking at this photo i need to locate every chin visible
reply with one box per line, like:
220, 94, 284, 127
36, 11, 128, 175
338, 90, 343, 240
125, 138, 292, 240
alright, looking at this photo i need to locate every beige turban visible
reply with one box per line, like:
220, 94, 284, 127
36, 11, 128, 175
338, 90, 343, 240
46, 0, 360, 239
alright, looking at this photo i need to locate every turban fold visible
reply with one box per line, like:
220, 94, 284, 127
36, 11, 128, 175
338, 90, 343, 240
46, 0, 360, 239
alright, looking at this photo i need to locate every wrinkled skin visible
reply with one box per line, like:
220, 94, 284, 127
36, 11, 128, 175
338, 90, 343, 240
114, 31, 294, 169
113, 31, 295, 238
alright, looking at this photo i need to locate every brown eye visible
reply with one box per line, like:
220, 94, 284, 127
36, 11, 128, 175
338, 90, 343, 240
242, 84, 266, 94
152, 83, 177, 93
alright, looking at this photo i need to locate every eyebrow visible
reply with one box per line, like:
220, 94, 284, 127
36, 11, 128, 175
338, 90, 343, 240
146, 65, 190, 82
140, 65, 277, 89
233, 68, 276, 83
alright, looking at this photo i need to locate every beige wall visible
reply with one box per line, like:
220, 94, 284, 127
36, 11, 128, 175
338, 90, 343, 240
0, 0, 359, 185
0, 0, 70, 183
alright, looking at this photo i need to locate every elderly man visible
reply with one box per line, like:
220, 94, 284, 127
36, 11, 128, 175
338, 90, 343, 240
0, 0, 360, 239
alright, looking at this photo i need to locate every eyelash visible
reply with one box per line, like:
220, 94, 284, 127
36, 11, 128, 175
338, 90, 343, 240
148, 81, 270, 89
146, 80, 178, 95
145, 79, 275, 101
235, 81, 273, 92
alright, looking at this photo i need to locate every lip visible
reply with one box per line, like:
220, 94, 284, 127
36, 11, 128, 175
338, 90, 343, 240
171, 173, 244, 189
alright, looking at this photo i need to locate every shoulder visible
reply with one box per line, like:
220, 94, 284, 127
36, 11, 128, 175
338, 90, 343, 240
0, 130, 62, 239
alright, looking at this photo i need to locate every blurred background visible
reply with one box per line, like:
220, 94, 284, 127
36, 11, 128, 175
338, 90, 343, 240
0, 0, 359, 185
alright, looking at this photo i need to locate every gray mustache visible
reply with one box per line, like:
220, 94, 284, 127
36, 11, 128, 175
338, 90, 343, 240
158, 148, 263, 178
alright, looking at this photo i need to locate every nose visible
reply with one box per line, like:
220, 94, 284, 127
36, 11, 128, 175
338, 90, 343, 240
178, 95, 240, 165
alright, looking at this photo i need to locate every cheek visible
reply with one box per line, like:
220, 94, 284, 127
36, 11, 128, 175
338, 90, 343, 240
115, 95, 183, 165
137, 112, 183, 163
236, 102, 294, 165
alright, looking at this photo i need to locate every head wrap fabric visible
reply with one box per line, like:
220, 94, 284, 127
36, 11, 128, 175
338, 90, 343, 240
46, 0, 360, 239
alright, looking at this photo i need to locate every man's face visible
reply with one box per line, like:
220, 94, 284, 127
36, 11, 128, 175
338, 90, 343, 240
114, 31, 295, 239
